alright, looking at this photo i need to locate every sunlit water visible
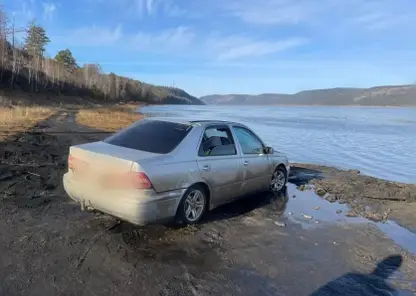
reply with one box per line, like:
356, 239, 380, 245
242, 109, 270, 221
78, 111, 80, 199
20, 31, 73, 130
140, 105, 416, 184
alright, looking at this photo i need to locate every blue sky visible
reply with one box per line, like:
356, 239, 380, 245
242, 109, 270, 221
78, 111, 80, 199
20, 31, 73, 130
3, 0, 416, 97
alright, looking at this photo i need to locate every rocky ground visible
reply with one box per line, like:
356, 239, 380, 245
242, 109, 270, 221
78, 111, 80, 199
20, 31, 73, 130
0, 111, 415, 295
290, 165, 416, 231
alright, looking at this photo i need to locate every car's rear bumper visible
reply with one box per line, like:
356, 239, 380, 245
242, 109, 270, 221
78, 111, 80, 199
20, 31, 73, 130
63, 173, 185, 225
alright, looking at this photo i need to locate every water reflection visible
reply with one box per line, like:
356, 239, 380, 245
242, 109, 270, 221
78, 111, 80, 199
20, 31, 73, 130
284, 183, 416, 255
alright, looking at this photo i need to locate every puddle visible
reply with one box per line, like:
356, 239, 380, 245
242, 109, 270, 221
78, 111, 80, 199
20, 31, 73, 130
285, 183, 416, 255
377, 221, 416, 255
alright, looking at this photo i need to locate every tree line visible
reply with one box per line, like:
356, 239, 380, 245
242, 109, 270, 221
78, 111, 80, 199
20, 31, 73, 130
0, 7, 198, 105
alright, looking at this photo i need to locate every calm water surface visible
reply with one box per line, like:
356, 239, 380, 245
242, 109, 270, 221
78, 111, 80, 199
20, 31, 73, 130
140, 105, 416, 183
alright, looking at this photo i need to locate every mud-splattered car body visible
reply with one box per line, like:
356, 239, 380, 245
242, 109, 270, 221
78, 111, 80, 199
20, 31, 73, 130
63, 118, 290, 225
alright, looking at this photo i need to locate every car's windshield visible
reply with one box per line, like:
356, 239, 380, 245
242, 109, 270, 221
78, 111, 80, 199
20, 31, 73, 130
104, 119, 192, 154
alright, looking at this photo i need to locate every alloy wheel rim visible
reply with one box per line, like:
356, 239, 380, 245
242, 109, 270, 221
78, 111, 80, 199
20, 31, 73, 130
271, 171, 286, 191
184, 189, 205, 222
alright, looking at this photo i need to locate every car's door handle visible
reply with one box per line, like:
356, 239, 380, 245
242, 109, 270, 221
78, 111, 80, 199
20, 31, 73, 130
243, 161, 249, 166
202, 165, 211, 171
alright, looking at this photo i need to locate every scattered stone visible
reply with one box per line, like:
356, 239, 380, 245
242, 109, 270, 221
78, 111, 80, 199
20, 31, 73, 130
324, 193, 338, 203
44, 182, 56, 190
333, 242, 339, 246
292, 194, 296, 198
298, 184, 313, 191
382, 209, 392, 221
365, 212, 383, 222
312, 206, 320, 210
0, 172, 13, 182
346, 210, 359, 217
298, 185, 307, 191
316, 188, 327, 196
348, 169, 360, 175
288, 212, 293, 215
35, 123, 50, 129
338, 199, 347, 204
303, 214, 313, 220
315, 220, 319, 224
314, 242, 319, 246
336, 210, 343, 214
274, 221, 286, 227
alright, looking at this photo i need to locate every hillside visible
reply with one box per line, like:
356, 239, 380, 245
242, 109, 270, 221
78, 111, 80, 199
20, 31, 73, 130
0, 49, 203, 106
0, 14, 202, 106
200, 85, 416, 106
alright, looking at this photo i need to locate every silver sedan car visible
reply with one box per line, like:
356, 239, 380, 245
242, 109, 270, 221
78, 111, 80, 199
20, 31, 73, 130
63, 118, 290, 225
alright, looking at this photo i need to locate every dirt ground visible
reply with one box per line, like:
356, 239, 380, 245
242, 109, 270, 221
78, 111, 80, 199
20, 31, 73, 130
0, 111, 415, 296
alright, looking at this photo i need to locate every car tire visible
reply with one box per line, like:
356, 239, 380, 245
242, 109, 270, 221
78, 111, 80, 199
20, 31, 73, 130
270, 166, 287, 193
176, 184, 207, 225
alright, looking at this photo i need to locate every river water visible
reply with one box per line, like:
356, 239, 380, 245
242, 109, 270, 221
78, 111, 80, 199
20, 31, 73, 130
140, 105, 416, 184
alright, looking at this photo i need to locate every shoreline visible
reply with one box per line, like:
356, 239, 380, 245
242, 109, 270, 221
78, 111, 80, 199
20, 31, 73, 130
291, 161, 415, 185
289, 163, 416, 231
1, 105, 415, 232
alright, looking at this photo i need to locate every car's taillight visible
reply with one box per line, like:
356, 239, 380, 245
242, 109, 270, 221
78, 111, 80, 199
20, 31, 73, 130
68, 154, 75, 169
68, 155, 86, 171
131, 172, 152, 189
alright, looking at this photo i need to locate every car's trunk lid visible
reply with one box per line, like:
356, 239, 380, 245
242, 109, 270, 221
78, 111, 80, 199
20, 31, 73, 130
68, 141, 161, 184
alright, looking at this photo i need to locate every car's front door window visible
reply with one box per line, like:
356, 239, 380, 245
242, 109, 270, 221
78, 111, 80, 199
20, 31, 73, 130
234, 127, 264, 155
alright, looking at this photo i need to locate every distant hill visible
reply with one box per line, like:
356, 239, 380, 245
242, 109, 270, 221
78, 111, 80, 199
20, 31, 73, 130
200, 85, 416, 106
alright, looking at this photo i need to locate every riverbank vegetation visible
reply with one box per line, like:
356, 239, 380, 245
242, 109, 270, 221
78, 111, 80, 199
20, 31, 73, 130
76, 107, 144, 131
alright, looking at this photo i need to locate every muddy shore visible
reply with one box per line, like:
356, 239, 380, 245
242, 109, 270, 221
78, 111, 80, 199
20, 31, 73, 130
290, 164, 416, 231
0, 111, 415, 295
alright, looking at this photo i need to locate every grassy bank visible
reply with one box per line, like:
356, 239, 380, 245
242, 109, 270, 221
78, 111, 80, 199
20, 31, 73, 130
0, 106, 56, 140
75, 106, 144, 131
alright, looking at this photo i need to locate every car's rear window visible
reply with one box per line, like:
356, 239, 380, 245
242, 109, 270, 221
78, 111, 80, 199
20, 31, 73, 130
104, 120, 193, 154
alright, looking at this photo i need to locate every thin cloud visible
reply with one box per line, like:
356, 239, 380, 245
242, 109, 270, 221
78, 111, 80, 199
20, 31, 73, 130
208, 35, 308, 60
42, 2, 57, 21
10, 0, 35, 25
222, 0, 314, 25
130, 26, 195, 51
131, 0, 181, 16
55, 25, 123, 47
192, 0, 415, 34
349, 5, 415, 32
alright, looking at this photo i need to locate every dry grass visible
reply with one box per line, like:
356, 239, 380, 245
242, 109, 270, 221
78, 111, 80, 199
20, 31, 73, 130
0, 106, 56, 140
76, 107, 144, 131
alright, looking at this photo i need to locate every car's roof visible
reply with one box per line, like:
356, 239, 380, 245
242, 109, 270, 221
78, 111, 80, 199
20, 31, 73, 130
145, 117, 244, 126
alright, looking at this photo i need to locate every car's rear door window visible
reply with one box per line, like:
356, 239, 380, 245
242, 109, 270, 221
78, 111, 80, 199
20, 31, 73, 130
104, 119, 192, 154
198, 126, 237, 156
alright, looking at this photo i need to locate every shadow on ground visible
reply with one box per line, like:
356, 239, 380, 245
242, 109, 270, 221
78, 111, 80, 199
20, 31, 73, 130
310, 255, 405, 296
110, 187, 290, 247
200, 187, 289, 224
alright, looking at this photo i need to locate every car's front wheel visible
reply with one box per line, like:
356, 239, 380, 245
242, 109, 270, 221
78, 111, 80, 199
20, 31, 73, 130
176, 185, 207, 225
270, 167, 287, 192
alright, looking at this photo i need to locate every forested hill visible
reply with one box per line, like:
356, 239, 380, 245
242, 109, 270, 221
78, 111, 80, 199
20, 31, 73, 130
200, 85, 416, 106
0, 11, 203, 106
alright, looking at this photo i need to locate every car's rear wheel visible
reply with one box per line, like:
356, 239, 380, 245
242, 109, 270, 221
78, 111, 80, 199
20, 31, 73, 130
270, 167, 287, 192
176, 185, 207, 225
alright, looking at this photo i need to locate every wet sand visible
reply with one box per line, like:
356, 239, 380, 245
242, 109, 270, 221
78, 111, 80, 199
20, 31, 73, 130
0, 111, 415, 295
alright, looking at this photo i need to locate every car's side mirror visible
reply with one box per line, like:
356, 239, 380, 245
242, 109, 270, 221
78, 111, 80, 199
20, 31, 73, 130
264, 146, 274, 154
